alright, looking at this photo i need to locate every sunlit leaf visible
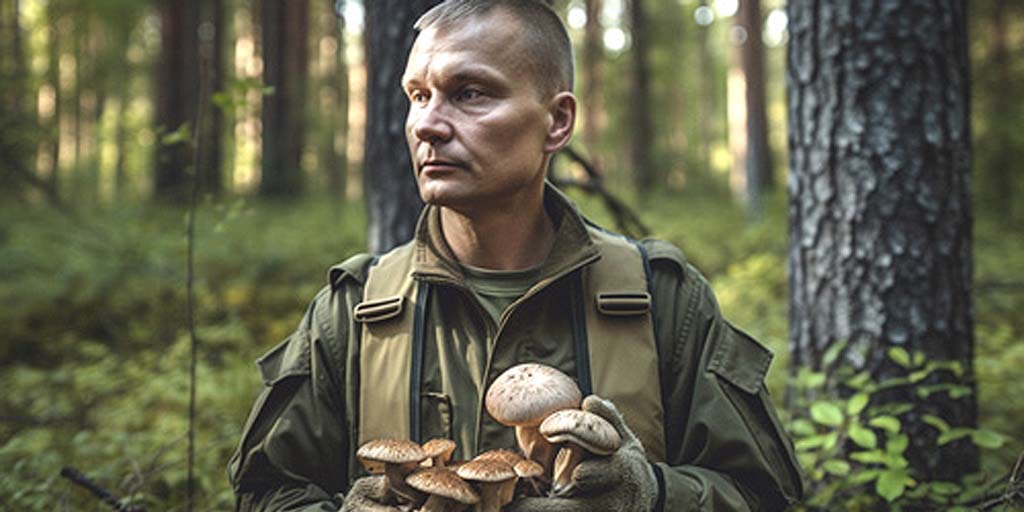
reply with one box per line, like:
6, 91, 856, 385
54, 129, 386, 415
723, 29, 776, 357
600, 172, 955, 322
810, 402, 843, 427
876, 470, 908, 502
971, 429, 1006, 449
887, 347, 911, 368
849, 422, 878, 449
846, 393, 869, 416
921, 414, 950, 433
823, 459, 851, 476
868, 415, 901, 434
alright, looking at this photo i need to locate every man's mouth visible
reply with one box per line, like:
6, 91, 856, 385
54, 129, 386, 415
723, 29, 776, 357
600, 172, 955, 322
420, 159, 464, 174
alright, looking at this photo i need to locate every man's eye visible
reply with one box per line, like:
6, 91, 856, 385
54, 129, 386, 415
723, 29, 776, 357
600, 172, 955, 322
456, 88, 483, 102
409, 90, 429, 104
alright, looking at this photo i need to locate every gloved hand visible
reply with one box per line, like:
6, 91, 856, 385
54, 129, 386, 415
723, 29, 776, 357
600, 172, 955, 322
339, 475, 406, 512
507, 395, 660, 512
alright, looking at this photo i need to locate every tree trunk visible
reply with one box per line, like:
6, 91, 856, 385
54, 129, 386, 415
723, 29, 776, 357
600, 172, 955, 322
362, 0, 440, 253
582, 0, 604, 161
984, 0, 1014, 219
260, 0, 309, 197
200, 0, 226, 196
154, 0, 199, 202
47, 6, 61, 193
323, 0, 349, 201
628, 0, 654, 195
696, 1, 714, 177
737, 0, 772, 219
787, 0, 976, 481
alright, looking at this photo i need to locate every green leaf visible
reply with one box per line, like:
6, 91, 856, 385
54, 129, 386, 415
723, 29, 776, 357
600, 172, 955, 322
849, 469, 881, 485
795, 434, 828, 451
922, 414, 950, 433
789, 418, 816, 437
810, 402, 844, 427
869, 415, 901, 434
847, 393, 869, 416
847, 370, 872, 390
876, 470, 908, 502
971, 429, 1006, 449
823, 340, 848, 367
849, 422, 878, 449
823, 459, 851, 476
888, 347, 911, 368
908, 368, 931, 383
929, 482, 961, 495
850, 450, 887, 465
887, 434, 909, 454
937, 428, 973, 445
823, 432, 840, 451
912, 350, 926, 367
161, 123, 192, 146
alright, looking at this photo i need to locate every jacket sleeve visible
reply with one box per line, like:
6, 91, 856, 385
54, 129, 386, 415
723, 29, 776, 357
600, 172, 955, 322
646, 243, 805, 511
228, 287, 350, 512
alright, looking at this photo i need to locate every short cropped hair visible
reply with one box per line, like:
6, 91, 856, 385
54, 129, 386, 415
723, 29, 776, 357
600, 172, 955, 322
414, 0, 575, 96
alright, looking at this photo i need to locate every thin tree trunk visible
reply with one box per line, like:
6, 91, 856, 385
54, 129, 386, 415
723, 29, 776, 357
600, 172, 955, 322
737, 0, 772, 219
260, 0, 309, 197
696, 2, 714, 176
323, 0, 349, 201
362, 0, 440, 253
582, 0, 603, 162
47, 6, 62, 193
787, 0, 976, 480
154, 0, 198, 202
986, 0, 1013, 218
628, 0, 654, 195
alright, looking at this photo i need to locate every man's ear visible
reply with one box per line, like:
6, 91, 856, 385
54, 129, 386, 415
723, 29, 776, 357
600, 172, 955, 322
544, 92, 577, 154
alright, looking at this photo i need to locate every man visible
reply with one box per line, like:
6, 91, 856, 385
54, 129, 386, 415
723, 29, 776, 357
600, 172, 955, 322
229, 1, 803, 510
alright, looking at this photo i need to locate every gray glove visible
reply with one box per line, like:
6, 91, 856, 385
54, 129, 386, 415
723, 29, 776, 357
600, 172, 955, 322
339, 475, 406, 512
508, 395, 660, 512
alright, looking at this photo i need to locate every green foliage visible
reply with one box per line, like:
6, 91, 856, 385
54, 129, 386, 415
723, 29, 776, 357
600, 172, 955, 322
786, 348, 1011, 511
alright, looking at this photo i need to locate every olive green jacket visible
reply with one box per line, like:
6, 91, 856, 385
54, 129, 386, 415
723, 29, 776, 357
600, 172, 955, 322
229, 187, 804, 511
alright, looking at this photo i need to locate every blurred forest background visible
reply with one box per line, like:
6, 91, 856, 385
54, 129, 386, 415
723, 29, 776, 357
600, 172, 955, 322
1, 0, 1022, 510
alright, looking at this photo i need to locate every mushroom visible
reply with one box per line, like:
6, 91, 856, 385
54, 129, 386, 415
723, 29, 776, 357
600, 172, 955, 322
513, 458, 545, 498
455, 458, 518, 512
405, 468, 479, 512
422, 438, 457, 468
356, 438, 427, 504
539, 409, 621, 493
474, 448, 523, 467
485, 363, 582, 477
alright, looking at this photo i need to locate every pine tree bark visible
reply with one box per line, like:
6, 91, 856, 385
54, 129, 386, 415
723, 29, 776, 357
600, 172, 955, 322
323, 0, 349, 201
362, 0, 440, 253
628, 0, 654, 195
260, 0, 309, 197
787, 0, 976, 480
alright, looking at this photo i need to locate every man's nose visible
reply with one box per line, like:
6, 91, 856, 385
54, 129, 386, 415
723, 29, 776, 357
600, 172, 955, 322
411, 100, 454, 144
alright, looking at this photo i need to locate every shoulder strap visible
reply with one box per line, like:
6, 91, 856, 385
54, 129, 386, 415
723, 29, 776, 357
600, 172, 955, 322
356, 243, 424, 445
582, 228, 667, 462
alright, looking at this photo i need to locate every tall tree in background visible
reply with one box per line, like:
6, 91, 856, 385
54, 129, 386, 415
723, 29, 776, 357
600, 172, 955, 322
628, 0, 654, 195
737, 0, 772, 218
261, 0, 309, 197
362, 0, 440, 253
581, 0, 604, 160
787, 0, 975, 481
321, 0, 350, 201
0, 0, 34, 199
154, 0, 199, 201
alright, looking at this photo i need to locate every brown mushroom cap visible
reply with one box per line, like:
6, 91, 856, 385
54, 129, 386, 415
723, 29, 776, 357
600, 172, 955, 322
357, 439, 427, 468
474, 449, 523, 467
455, 458, 517, 483
406, 468, 479, 505
422, 438, 457, 466
539, 409, 621, 455
485, 363, 582, 427
514, 459, 544, 479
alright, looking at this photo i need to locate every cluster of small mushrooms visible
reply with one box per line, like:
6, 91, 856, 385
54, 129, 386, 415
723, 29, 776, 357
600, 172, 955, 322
356, 363, 622, 511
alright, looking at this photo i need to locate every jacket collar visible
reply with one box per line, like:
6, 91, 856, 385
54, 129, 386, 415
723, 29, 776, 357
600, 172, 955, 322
411, 182, 600, 285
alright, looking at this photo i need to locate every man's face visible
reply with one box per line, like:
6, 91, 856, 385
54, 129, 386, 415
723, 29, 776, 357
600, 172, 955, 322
402, 11, 561, 212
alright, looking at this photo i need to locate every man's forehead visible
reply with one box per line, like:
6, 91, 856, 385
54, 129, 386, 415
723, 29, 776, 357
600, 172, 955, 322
405, 10, 527, 75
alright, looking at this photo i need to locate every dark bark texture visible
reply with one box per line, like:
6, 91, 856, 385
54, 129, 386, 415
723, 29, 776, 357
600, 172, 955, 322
261, 0, 309, 197
362, 0, 439, 254
787, 0, 976, 480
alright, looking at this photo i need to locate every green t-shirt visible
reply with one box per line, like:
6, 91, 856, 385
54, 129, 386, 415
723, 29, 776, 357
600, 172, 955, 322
459, 262, 543, 326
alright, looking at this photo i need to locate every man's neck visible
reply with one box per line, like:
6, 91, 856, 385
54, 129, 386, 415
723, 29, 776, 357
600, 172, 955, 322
439, 194, 555, 271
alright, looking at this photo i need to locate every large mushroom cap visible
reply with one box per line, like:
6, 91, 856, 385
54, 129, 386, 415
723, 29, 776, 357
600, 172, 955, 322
455, 458, 517, 483
406, 468, 479, 505
539, 409, 621, 455
357, 439, 427, 470
485, 363, 582, 427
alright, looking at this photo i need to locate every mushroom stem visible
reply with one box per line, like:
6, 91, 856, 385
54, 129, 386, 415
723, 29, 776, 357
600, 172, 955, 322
516, 426, 556, 477
551, 445, 586, 493
420, 494, 467, 512
477, 483, 504, 512
385, 462, 425, 505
